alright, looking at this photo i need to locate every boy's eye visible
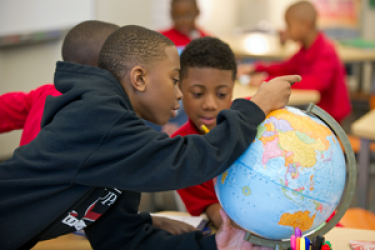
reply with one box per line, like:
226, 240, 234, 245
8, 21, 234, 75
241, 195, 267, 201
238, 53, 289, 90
217, 93, 228, 99
173, 79, 180, 85
192, 92, 203, 98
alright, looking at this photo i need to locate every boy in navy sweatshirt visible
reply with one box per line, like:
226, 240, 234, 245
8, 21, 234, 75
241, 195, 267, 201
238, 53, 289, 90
0, 25, 300, 250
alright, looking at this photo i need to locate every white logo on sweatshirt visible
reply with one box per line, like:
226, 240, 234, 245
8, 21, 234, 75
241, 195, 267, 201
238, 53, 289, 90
61, 188, 121, 230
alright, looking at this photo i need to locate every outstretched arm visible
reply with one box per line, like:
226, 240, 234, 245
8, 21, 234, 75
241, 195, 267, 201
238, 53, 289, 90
254, 54, 298, 77
0, 91, 32, 133
75, 76, 300, 192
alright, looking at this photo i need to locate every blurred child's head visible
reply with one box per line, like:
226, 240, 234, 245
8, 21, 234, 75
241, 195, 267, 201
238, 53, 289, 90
62, 20, 119, 67
180, 37, 236, 133
99, 25, 182, 126
284, 1, 317, 43
171, 0, 200, 36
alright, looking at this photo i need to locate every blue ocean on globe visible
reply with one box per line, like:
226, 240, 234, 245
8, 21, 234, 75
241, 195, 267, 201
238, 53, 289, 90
214, 106, 346, 240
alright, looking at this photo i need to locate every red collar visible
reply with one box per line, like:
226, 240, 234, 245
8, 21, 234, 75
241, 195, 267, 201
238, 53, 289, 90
300, 32, 328, 61
171, 119, 200, 137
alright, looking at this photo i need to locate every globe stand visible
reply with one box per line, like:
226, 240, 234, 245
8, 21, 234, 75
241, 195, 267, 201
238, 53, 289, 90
243, 103, 357, 250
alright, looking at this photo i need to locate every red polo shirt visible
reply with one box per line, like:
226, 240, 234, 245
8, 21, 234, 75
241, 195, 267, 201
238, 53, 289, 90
171, 119, 219, 216
0, 84, 61, 146
160, 28, 209, 47
255, 32, 351, 123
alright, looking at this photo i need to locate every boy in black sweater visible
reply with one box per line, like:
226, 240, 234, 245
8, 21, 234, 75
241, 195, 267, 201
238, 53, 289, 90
0, 25, 300, 250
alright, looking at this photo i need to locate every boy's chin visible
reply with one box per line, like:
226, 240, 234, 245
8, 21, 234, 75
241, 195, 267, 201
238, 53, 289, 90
145, 112, 175, 126
151, 117, 170, 126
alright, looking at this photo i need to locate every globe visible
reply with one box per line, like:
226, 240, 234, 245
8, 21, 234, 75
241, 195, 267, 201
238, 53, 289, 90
214, 106, 346, 240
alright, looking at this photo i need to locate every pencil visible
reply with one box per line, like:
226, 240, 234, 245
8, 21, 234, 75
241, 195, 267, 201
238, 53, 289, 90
201, 124, 210, 134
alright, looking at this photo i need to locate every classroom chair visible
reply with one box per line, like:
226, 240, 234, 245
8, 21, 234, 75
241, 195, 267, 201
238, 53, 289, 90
344, 135, 375, 153
339, 208, 375, 230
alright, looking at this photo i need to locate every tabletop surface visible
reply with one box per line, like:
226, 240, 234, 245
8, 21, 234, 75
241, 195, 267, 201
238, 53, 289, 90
233, 82, 320, 106
221, 34, 375, 63
32, 211, 375, 250
351, 109, 375, 139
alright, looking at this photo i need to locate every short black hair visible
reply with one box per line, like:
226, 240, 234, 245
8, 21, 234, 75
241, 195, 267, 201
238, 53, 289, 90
180, 37, 237, 81
62, 20, 119, 67
99, 25, 175, 80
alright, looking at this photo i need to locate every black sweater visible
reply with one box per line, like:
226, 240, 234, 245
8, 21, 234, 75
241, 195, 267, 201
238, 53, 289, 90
0, 62, 265, 250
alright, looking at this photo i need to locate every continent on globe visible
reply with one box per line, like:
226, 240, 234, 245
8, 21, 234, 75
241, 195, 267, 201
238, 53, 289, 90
278, 210, 316, 231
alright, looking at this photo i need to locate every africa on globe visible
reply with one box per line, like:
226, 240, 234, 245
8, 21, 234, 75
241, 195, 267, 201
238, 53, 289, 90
214, 106, 346, 240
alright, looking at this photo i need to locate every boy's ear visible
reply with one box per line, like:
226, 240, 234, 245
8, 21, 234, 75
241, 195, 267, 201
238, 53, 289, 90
129, 66, 147, 92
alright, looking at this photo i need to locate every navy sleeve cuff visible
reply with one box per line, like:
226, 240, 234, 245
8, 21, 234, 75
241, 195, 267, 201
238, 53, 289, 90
230, 98, 265, 125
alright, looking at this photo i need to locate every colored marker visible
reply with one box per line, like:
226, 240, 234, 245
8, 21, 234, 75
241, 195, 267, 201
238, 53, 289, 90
305, 237, 310, 250
296, 237, 300, 250
311, 235, 324, 250
325, 241, 332, 248
290, 235, 296, 250
201, 124, 210, 134
300, 236, 305, 250
321, 244, 330, 250
295, 227, 302, 237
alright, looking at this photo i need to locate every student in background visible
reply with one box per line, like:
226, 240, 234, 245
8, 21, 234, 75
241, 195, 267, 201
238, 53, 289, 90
0, 25, 299, 250
0, 21, 196, 236
0, 20, 119, 146
161, 0, 209, 48
171, 37, 240, 228
237, 0, 351, 123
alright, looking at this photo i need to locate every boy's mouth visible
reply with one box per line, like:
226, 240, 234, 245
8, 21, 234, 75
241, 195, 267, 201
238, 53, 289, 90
171, 106, 180, 118
200, 116, 216, 126
173, 105, 180, 111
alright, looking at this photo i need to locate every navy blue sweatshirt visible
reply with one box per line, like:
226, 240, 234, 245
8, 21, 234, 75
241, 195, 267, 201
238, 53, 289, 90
0, 62, 265, 250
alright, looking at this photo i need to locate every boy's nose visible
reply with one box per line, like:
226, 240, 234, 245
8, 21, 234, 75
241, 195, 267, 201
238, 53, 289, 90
175, 85, 183, 101
202, 95, 217, 110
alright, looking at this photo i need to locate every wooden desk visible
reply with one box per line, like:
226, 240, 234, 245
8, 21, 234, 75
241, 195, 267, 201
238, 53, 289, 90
233, 82, 320, 106
325, 227, 375, 249
351, 109, 375, 208
221, 34, 375, 63
32, 233, 91, 250
32, 214, 375, 250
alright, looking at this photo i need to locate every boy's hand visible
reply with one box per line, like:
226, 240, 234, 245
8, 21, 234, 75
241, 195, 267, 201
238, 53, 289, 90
250, 75, 301, 116
151, 215, 197, 235
216, 209, 272, 250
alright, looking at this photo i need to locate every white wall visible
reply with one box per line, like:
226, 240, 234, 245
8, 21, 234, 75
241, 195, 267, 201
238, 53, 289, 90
237, 0, 296, 32
96, 0, 240, 36
197, 0, 240, 36
96, 0, 154, 28
0, 0, 95, 36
